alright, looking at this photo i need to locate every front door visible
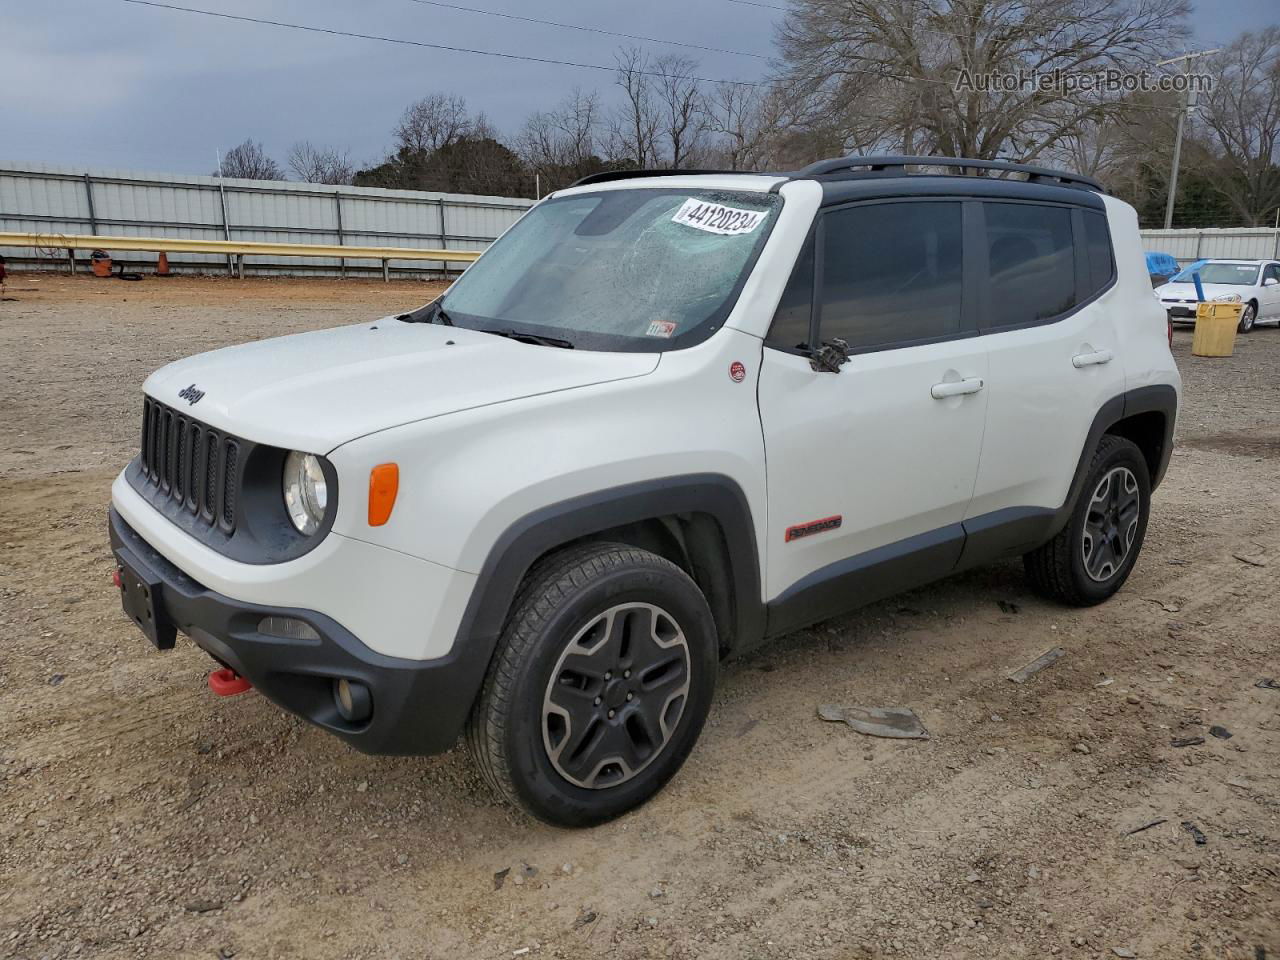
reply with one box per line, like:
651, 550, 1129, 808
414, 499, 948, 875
1259, 263, 1280, 318
758, 199, 988, 616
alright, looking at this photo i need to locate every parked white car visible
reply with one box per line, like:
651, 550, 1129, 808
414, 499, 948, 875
110, 156, 1180, 826
1155, 259, 1280, 332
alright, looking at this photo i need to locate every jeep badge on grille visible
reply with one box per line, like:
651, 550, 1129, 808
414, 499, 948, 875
177, 384, 205, 406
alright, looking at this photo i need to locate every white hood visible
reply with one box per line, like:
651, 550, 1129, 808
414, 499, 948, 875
1154, 281, 1248, 302
143, 319, 660, 453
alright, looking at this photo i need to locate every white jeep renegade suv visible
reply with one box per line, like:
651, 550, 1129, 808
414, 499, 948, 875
110, 156, 1180, 826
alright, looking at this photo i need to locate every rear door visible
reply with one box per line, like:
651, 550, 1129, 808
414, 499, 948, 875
966, 200, 1126, 531
758, 199, 988, 603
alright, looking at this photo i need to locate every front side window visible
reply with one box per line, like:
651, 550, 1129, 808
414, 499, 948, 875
438, 188, 781, 351
1263, 263, 1280, 283
766, 231, 815, 350
817, 201, 965, 350
985, 202, 1077, 328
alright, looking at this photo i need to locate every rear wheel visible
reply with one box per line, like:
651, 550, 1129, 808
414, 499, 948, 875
465, 542, 718, 827
1023, 435, 1151, 606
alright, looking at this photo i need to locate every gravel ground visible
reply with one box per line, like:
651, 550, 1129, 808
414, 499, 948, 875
1, 274, 1277, 960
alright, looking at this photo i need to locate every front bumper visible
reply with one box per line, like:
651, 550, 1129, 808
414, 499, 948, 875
109, 508, 492, 755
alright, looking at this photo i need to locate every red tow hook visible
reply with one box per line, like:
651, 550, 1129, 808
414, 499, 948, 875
208, 667, 252, 697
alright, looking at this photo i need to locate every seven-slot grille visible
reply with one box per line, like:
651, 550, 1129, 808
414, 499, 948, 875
139, 396, 239, 532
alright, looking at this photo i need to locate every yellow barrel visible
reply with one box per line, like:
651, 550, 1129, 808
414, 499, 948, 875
1191, 302, 1242, 357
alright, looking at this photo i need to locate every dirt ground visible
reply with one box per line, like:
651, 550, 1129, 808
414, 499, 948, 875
1, 273, 1277, 960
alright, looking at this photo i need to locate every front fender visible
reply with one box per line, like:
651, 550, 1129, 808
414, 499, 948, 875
451, 474, 765, 654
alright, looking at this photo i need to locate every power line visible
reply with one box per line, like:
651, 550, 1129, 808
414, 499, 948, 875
111, 0, 765, 85
111, 0, 1190, 103
109, 0, 946, 88
402, 0, 771, 60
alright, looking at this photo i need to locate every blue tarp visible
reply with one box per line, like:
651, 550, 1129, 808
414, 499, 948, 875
1145, 251, 1180, 277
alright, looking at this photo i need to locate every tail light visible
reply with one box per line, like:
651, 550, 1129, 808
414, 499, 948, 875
1168, 316, 1173, 348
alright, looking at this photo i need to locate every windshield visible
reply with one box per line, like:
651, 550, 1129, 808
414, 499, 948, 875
1172, 262, 1259, 285
437, 188, 782, 350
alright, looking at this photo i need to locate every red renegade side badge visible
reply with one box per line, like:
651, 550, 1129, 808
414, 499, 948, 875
785, 515, 843, 542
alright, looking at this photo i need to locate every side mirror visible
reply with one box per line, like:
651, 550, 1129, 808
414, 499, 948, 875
1265, 277, 1279, 286
808, 339, 850, 373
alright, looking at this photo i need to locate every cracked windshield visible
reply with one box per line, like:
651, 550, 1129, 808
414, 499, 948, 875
441, 188, 781, 348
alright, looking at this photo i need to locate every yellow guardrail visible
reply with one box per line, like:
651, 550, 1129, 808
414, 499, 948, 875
0, 231, 480, 280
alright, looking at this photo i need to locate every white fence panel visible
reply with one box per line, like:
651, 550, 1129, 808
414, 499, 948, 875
1140, 227, 1280, 265
0, 162, 533, 277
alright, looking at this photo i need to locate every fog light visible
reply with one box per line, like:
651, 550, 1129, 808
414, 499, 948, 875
333, 678, 372, 723
257, 616, 320, 641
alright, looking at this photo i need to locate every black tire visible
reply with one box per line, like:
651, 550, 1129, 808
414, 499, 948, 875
1238, 301, 1257, 333
1023, 435, 1151, 607
465, 542, 718, 827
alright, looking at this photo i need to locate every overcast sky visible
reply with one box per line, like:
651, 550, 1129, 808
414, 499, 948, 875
4, 0, 1276, 177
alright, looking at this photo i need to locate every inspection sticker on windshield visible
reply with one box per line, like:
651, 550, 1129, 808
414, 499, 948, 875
671, 198, 765, 236
646, 320, 677, 338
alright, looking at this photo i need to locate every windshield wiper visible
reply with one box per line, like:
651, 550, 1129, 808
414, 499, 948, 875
397, 301, 453, 325
484, 328, 575, 349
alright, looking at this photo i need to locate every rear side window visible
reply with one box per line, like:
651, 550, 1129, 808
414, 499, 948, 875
985, 203, 1076, 327
766, 231, 815, 350
818, 201, 965, 350
1083, 210, 1115, 295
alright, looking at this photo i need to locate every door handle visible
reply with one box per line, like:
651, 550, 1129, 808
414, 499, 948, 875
930, 377, 984, 399
1072, 349, 1113, 368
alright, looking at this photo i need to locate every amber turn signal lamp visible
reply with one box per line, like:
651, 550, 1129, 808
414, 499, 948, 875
368, 463, 399, 526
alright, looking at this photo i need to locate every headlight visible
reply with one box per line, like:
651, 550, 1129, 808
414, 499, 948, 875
283, 451, 328, 535
1212, 293, 1242, 302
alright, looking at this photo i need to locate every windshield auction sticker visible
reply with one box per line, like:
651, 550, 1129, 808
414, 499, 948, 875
671, 198, 765, 236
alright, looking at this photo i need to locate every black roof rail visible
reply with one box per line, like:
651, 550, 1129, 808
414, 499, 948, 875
566, 168, 780, 188
795, 155, 1104, 192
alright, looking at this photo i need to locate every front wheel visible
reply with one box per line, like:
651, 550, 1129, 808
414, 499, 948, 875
1238, 301, 1257, 333
465, 542, 718, 827
1023, 435, 1151, 606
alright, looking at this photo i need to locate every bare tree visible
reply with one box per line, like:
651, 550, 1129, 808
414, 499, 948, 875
519, 110, 563, 172
519, 89, 607, 189
215, 140, 283, 180
609, 48, 661, 167
775, 0, 1189, 162
1198, 28, 1280, 225
286, 141, 355, 184
555, 89, 601, 168
654, 55, 707, 168
394, 93, 472, 155
704, 83, 801, 170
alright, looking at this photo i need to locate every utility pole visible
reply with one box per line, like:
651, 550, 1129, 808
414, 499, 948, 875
1158, 50, 1220, 230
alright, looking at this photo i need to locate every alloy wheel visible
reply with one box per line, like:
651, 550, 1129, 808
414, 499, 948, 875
541, 602, 691, 789
1082, 466, 1141, 582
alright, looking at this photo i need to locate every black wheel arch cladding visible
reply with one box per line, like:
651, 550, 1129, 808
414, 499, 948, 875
453, 473, 764, 658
